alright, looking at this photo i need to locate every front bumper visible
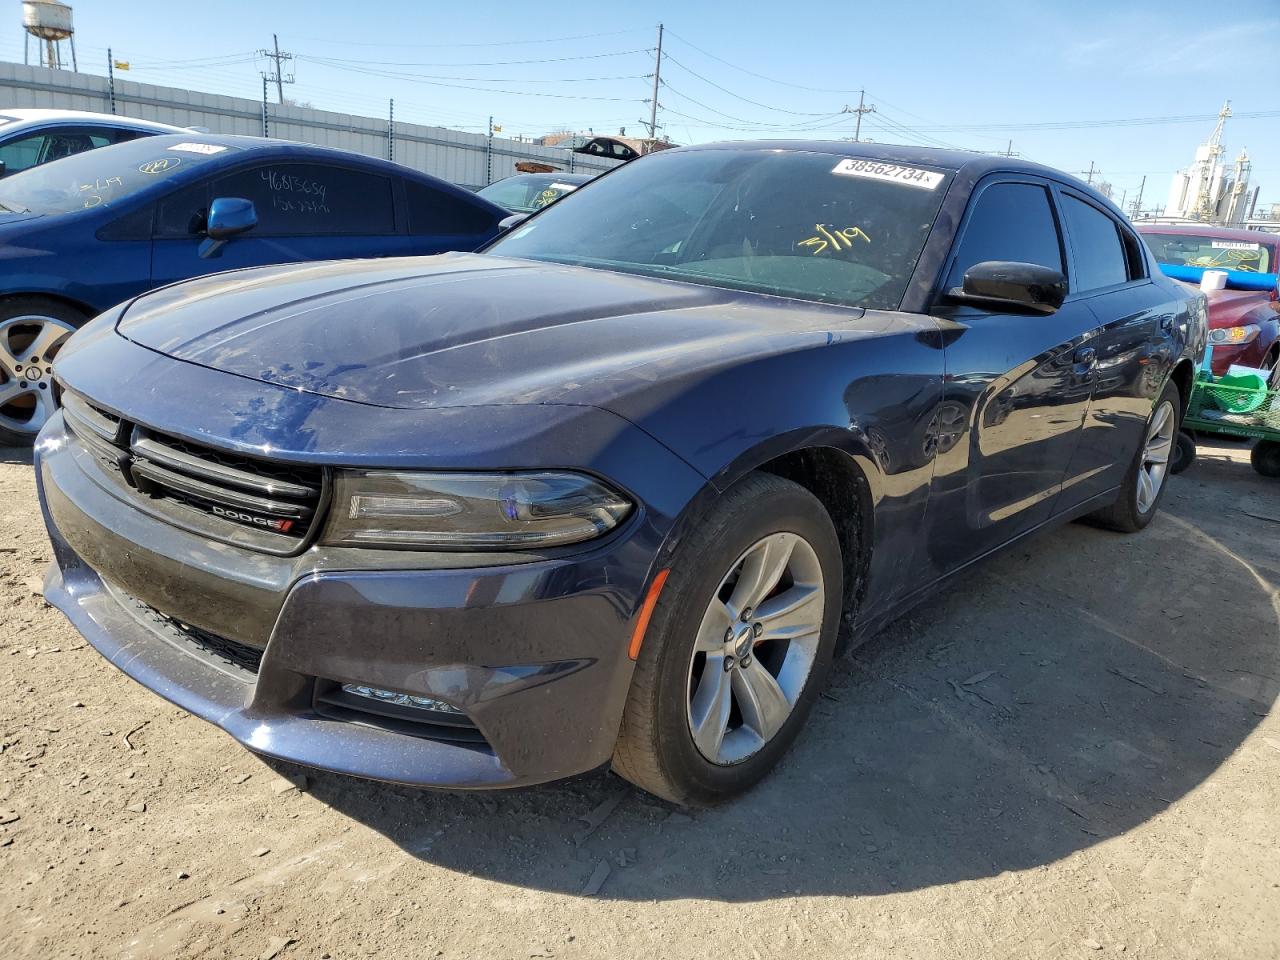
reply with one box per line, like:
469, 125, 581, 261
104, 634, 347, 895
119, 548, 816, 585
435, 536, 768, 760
1208, 340, 1267, 376
36, 388, 702, 787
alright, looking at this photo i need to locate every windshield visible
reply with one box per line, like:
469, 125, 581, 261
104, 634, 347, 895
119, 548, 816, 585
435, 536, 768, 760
478, 175, 584, 213
0, 137, 233, 216
1143, 232, 1274, 274
488, 149, 952, 309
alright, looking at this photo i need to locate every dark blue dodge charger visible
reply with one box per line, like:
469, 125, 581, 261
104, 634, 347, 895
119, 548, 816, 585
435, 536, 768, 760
0, 134, 503, 443
37, 142, 1205, 804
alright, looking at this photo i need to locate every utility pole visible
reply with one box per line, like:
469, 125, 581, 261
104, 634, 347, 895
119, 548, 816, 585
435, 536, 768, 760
388, 99, 395, 163
261, 75, 269, 137
486, 115, 494, 185
647, 23, 664, 141
1086, 161, 1095, 186
258, 33, 294, 105
1131, 175, 1146, 219
106, 48, 116, 115
843, 92, 876, 143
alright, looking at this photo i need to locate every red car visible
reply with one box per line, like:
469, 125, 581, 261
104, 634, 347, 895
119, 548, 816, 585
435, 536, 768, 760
1138, 224, 1280, 376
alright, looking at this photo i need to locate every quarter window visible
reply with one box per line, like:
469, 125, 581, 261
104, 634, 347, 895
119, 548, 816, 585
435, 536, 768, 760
405, 180, 500, 236
947, 182, 1063, 289
210, 163, 395, 236
1061, 195, 1128, 291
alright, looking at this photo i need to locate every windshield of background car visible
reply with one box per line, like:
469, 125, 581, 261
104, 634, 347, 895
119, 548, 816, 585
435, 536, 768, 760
1143, 232, 1274, 274
0, 137, 233, 216
478, 175, 581, 213
488, 149, 953, 310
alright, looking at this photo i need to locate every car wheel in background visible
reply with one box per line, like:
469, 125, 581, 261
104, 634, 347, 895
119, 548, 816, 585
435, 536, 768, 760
1252, 440, 1280, 478
612, 472, 843, 805
1089, 379, 1181, 533
1170, 430, 1196, 475
0, 298, 85, 446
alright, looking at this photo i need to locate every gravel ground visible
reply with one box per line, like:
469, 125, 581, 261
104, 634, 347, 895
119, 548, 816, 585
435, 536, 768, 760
1, 439, 1277, 960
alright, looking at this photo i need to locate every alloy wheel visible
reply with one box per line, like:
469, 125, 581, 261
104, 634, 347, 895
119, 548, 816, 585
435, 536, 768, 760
0, 315, 75, 438
685, 531, 825, 766
1137, 399, 1176, 513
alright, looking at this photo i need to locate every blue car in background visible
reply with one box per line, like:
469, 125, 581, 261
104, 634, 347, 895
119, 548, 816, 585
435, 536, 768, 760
0, 133, 505, 442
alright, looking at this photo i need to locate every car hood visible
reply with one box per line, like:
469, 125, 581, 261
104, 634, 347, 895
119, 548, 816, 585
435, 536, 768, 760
116, 252, 899, 411
0, 209, 41, 228
1172, 279, 1275, 327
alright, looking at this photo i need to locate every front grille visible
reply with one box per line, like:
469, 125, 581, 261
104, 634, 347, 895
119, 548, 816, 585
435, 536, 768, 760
61, 390, 326, 555
130, 428, 322, 540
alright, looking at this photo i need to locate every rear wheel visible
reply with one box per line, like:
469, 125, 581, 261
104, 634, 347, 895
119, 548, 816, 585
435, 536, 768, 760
1252, 440, 1280, 478
1089, 379, 1180, 532
1170, 430, 1196, 475
612, 473, 843, 805
0, 298, 85, 446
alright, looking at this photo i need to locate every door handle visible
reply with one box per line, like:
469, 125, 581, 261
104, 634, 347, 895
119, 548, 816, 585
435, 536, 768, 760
1074, 346, 1097, 365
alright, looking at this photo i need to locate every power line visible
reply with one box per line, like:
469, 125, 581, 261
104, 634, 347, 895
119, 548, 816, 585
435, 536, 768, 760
300, 58, 644, 101
905, 109, 1280, 133
662, 29, 864, 94
288, 28, 648, 49
660, 50, 838, 116
296, 48, 652, 68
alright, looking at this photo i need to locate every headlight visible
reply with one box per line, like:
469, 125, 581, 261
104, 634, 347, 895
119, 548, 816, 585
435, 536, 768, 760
323, 470, 632, 549
1208, 324, 1260, 345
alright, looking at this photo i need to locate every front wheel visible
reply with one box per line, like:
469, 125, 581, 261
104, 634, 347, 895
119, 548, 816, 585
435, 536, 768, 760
0, 298, 85, 446
612, 473, 844, 805
1089, 379, 1181, 532
1252, 440, 1280, 478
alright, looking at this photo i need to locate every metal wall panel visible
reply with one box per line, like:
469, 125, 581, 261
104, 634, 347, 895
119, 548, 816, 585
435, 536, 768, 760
0, 62, 620, 189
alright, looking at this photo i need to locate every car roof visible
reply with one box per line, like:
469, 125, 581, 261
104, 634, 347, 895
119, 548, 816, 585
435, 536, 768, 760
0, 108, 186, 132
1133, 222, 1278, 245
495, 172, 594, 183
126, 134, 490, 198
677, 139, 1100, 189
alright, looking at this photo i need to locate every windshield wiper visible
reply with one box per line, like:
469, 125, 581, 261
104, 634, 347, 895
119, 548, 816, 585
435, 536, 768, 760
0, 201, 29, 214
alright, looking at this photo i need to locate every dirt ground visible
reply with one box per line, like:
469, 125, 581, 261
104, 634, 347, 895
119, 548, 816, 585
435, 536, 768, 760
1, 439, 1277, 960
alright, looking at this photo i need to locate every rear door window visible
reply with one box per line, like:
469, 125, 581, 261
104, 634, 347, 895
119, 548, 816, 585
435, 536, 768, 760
946, 182, 1064, 288
211, 162, 396, 236
1061, 195, 1128, 291
0, 134, 46, 174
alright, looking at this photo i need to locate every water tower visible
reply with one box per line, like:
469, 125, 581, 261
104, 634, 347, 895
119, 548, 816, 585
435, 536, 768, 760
23, 1, 78, 72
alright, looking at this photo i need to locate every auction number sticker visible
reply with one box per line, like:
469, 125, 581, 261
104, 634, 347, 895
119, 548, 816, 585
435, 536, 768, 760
1210, 240, 1259, 251
831, 159, 944, 190
170, 142, 227, 155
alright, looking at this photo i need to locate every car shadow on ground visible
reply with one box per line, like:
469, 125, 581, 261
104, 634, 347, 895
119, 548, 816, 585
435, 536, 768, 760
281, 450, 1279, 902
0, 447, 34, 466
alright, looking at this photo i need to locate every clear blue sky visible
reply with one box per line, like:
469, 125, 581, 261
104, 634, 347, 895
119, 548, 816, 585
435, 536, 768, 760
13, 0, 1280, 209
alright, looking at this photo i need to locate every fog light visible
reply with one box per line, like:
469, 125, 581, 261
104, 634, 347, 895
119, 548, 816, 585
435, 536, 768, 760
341, 683, 463, 715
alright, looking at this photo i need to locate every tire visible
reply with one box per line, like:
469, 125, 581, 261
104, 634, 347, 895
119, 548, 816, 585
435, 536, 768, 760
0, 297, 86, 446
612, 472, 844, 806
1089, 379, 1181, 533
1170, 430, 1196, 475
1252, 440, 1280, 478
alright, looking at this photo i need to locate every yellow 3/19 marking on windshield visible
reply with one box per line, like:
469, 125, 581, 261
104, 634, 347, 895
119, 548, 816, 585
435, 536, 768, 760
798, 224, 871, 256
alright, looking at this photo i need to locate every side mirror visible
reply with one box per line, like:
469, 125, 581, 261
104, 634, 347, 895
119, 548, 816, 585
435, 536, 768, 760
497, 213, 529, 234
198, 197, 257, 259
947, 260, 1067, 315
